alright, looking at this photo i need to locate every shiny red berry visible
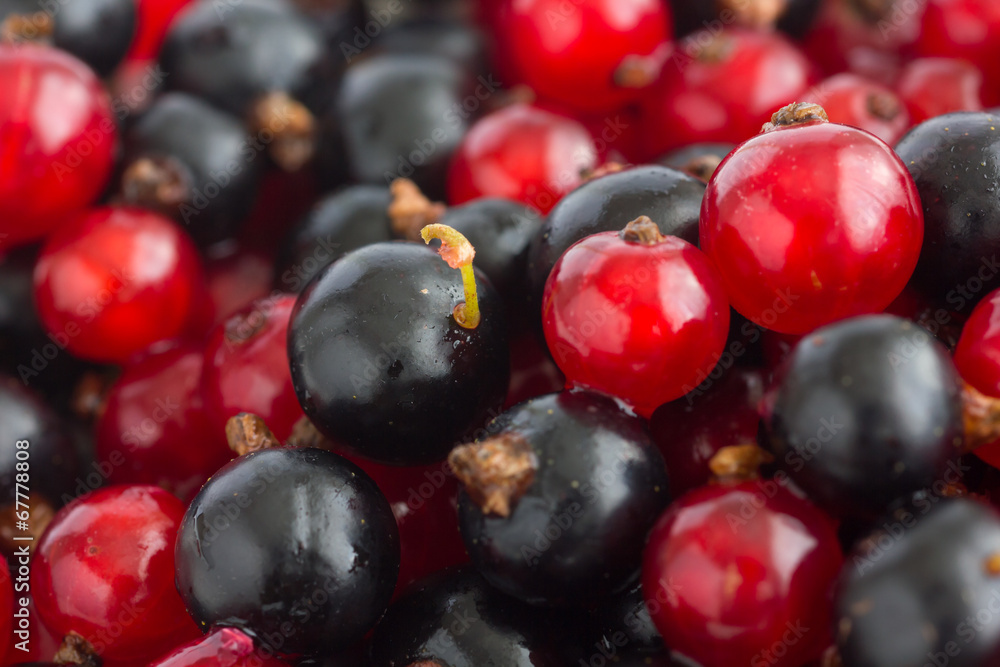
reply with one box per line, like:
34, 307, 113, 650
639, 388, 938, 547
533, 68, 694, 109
126, 0, 194, 61
0, 45, 115, 248
642, 481, 843, 667
638, 28, 815, 156
94, 343, 232, 501
700, 103, 923, 334
202, 295, 304, 443
491, 0, 672, 114
447, 104, 597, 213
896, 57, 984, 125
33, 207, 205, 363
0, 555, 11, 658
32, 485, 201, 663
814, 72, 910, 145
915, 0, 1000, 107
542, 217, 730, 417
148, 627, 290, 667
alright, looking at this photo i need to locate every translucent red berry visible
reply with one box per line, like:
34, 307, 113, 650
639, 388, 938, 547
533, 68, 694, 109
814, 72, 910, 145
700, 104, 923, 334
447, 104, 597, 213
642, 481, 843, 667
148, 627, 290, 667
33, 207, 205, 363
202, 295, 304, 443
491, 0, 672, 114
896, 57, 984, 125
542, 217, 730, 417
94, 343, 232, 501
0, 45, 115, 247
32, 485, 200, 663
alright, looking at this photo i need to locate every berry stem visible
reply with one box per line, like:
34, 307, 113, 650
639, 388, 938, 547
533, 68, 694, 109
420, 223, 481, 329
448, 433, 537, 517
388, 178, 445, 241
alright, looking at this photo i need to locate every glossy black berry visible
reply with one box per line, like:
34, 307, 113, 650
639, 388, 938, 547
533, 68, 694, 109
658, 142, 734, 182
453, 390, 670, 606
594, 581, 665, 656
895, 112, 1000, 306
766, 314, 963, 521
837, 498, 1000, 667
287, 241, 509, 465
0, 375, 77, 508
369, 566, 589, 667
436, 198, 541, 303
0, 0, 136, 76
121, 93, 264, 246
372, 17, 489, 77
327, 53, 477, 199
276, 185, 392, 294
174, 446, 400, 657
525, 165, 704, 321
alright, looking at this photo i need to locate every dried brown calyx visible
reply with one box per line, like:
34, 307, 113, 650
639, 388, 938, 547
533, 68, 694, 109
848, 0, 897, 23
54, 632, 102, 667
681, 154, 724, 182
962, 381, 1000, 453
70, 370, 116, 423
717, 0, 790, 29
762, 102, 830, 132
226, 413, 282, 456
866, 91, 903, 122
248, 91, 316, 172
448, 433, 537, 518
621, 215, 667, 245
1, 11, 53, 43
121, 156, 192, 214
708, 443, 775, 483
613, 43, 671, 88
0, 493, 54, 553
581, 162, 628, 183
389, 178, 446, 241
286, 415, 335, 450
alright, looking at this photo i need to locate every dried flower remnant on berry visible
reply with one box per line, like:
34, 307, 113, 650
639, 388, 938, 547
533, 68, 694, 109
762, 102, 830, 132
226, 413, 281, 456
621, 216, 667, 245
389, 178, 445, 241
449, 433, 537, 517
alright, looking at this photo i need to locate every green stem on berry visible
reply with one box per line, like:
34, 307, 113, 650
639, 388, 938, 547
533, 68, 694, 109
420, 223, 481, 329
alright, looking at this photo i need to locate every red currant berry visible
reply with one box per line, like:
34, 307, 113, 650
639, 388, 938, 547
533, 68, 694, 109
204, 245, 274, 327
94, 343, 232, 501
700, 103, 923, 334
32, 485, 200, 663
814, 73, 910, 145
896, 57, 984, 125
914, 0, 1000, 106
148, 627, 290, 667
637, 28, 815, 156
446, 104, 597, 214
0, 45, 115, 248
343, 456, 468, 596
33, 207, 205, 363
649, 369, 764, 497
642, 481, 843, 667
126, 0, 195, 62
202, 295, 304, 443
491, 0, 672, 114
542, 217, 730, 417
955, 288, 1000, 399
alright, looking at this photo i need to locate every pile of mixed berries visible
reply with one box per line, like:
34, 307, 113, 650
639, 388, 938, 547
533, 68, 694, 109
3, 0, 1000, 665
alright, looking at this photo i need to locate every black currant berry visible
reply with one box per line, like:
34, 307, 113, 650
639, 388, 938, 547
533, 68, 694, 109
373, 18, 489, 77
525, 165, 704, 321
452, 390, 670, 606
287, 228, 509, 466
895, 112, 1000, 307
174, 446, 400, 657
837, 498, 1000, 667
658, 142, 734, 182
0, 0, 136, 76
369, 566, 588, 667
276, 185, 392, 294
766, 314, 963, 521
120, 93, 264, 246
326, 53, 478, 199
159, 0, 334, 171
594, 581, 665, 656
0, 375, 77, 508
